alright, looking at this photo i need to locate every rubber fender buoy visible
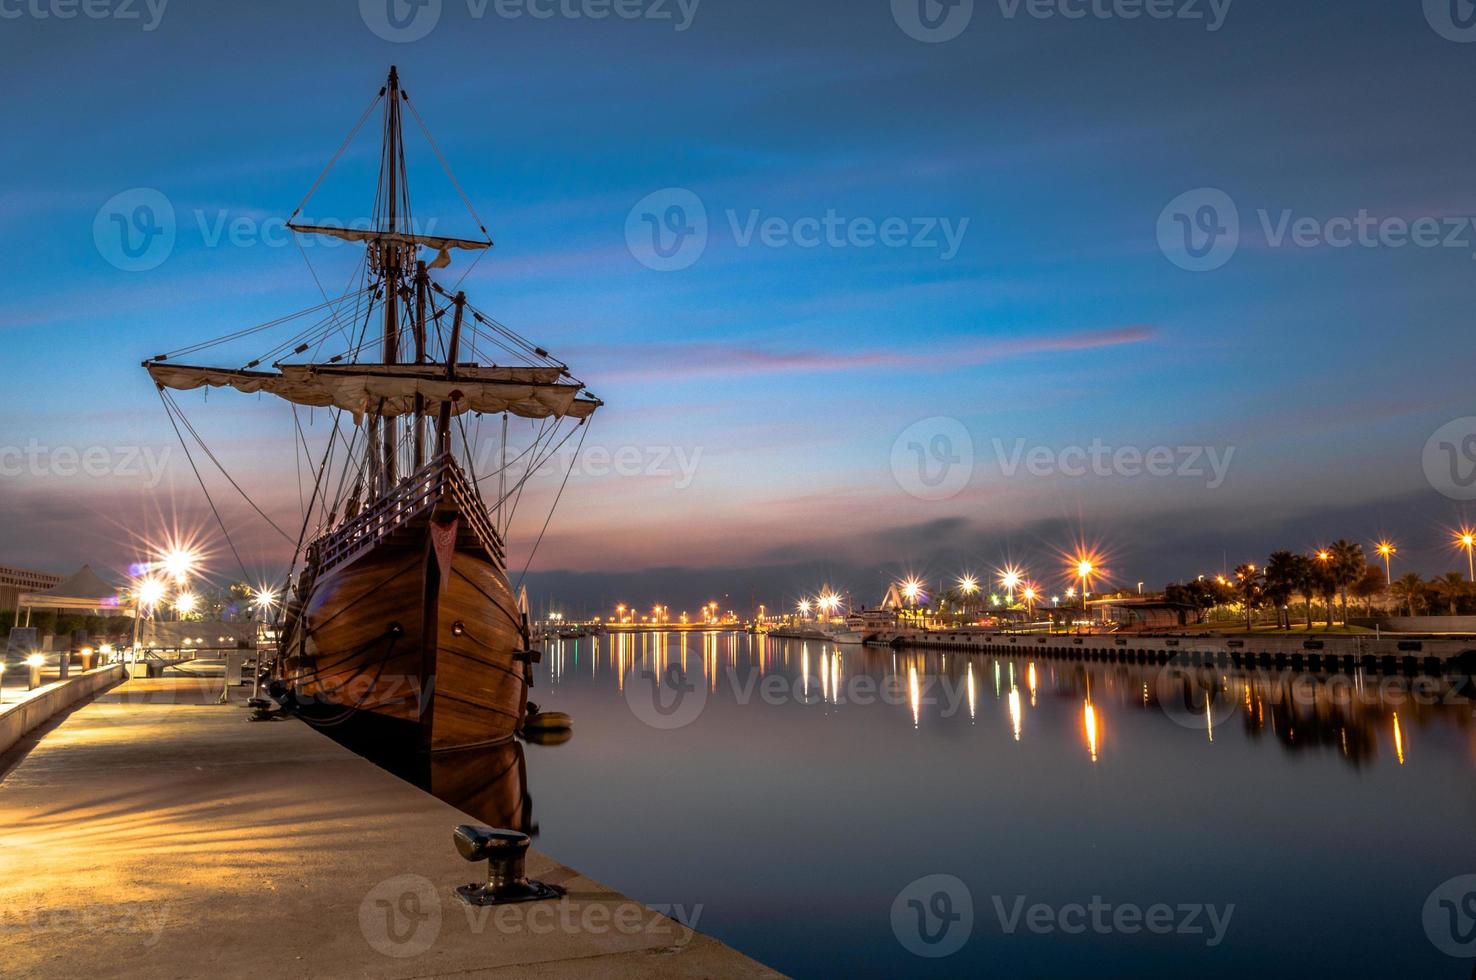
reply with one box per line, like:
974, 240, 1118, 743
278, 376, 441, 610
524, 710, 572, 731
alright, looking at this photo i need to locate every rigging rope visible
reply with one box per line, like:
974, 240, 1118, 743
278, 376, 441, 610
514, 417, 592, 592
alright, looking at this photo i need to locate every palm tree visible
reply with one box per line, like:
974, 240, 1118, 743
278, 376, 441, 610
1350, 563, 1387, 619
1264, 551, 1299, 629
1234, 562, 1264, 631
1329, 539, 1365, 626
1390, 572, 1425, 617
1288, 553, 1316, 629
1431, 572, 1469, 617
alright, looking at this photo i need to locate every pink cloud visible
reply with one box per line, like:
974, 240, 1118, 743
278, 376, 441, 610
582, 324, 1155, 382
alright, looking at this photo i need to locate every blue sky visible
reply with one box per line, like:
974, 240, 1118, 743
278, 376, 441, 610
2, 0, 1474, 609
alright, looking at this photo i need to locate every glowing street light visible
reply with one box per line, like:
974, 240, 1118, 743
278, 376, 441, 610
798, 598, 812, 619
252, 587, 279, 614
1021, 586, 1038, 616
1458, 529, 1476, 583
135, 577, 168, 612
1375, 540, 1397, 585
958, 575, 979, 596
161, 548, 198, 584
174, 592, 199, 616
999, 568, 1022, 599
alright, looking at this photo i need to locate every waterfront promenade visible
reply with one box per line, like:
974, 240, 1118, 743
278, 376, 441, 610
0, 674, 777, 979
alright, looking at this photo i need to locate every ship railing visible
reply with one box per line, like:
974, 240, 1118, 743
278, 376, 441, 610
306, 456, 504, 577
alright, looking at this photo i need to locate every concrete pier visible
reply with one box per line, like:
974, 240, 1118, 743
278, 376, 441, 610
0, 675, 779, 979
874, 628, 1476, 674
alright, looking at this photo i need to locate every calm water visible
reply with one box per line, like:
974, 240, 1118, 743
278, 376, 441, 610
492, 632, 1471, 977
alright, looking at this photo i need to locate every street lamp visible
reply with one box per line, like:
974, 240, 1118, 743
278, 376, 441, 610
1458, 530, 1476, 583
999, 568, 1021, 601
1076, 559, 1094, 611
161, 548, 198, 585
1375, 540, 1397, 586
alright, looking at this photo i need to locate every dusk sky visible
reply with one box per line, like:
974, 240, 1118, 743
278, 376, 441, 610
4, 0, 1475, 611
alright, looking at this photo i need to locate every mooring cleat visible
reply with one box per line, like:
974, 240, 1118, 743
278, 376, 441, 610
452, 824, 564, 906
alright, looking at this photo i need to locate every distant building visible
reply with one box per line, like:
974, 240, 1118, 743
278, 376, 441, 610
1087, 596, 1197, 630
1, 565, 64, 615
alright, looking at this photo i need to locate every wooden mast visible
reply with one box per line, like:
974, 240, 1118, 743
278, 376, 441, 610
437, 292, 466, 456
381, 65, 403, 493
413, 259, 428, 470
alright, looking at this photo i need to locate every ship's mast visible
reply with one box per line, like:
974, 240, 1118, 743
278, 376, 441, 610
381, 65, 403, 493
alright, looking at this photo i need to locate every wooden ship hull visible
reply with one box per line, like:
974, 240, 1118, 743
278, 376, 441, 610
276, 455, 535, 751
146, 68, 597, 755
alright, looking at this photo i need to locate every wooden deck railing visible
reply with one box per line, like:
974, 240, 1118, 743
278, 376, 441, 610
306, 456, 505, 577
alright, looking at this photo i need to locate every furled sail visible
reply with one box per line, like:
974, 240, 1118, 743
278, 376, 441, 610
285, 222, 492, 252
147, 362, 599, 421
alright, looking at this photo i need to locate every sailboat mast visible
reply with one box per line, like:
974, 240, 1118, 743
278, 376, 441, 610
381, 65, 403, 492
437, 291, 466, 456
413, 259, 428, 470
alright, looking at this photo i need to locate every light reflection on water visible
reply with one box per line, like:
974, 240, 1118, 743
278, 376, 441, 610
516, 630, 1475, 978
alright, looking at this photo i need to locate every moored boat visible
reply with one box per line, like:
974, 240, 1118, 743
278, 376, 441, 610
146, 67, 599, 752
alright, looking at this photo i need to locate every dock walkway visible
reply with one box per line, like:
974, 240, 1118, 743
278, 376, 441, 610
0, 675, 778, 979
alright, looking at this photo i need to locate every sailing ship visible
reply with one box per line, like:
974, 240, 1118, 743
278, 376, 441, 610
145, 67, 599, 751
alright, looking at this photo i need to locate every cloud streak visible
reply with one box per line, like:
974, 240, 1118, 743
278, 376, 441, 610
580, 324, 1155, 382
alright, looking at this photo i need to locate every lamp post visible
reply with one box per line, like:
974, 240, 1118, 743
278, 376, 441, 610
27, 653, 44, 690
1460, 531, 1476, 584
1375, 540, 1396, 586
1076, 560, 1094, 612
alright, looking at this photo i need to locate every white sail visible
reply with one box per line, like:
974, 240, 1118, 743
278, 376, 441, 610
148, 362, 599, 422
